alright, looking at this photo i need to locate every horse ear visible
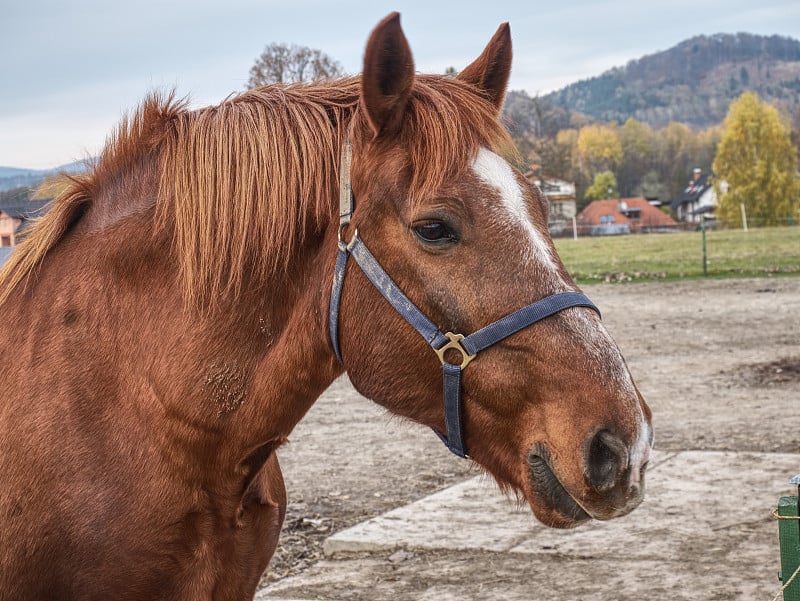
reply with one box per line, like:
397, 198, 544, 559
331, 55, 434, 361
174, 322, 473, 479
457, 23, 512, 113
361, 12, 415, 139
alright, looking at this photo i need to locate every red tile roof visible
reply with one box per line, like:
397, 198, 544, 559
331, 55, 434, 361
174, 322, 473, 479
577, 197, 676, 230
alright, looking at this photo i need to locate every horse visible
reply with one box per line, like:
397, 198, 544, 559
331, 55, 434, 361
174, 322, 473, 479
0, 12, 652, 600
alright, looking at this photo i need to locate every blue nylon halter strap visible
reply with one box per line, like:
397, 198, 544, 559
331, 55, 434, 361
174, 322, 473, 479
329, 141, 601, 459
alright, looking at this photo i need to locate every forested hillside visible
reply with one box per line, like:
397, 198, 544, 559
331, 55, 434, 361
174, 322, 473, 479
502, 33, 800, 212
0, 161, 86, 192
506, 33, 800, 135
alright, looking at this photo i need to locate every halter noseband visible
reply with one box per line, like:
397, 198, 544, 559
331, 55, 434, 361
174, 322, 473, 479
329, 141, 600, 458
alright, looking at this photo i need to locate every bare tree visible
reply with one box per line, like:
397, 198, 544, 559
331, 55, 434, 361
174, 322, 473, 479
247, 43, 344, 88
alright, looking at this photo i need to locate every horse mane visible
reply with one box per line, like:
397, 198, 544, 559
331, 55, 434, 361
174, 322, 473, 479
0, 93, 185, 306
158, 81, 360, 306
0, 76, 512, 308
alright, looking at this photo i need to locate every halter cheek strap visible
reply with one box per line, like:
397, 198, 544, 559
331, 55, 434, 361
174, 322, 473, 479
329, 141, 600, 459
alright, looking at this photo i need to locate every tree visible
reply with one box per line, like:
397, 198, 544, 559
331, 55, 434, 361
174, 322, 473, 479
650, 121, 718, 202
247, 43, 343, 88
576, 124, 622, 179
634, 170, 670, 201
654, 122, 694, 200
713, 91, 800, 226
585, 171, 619, 202
503, 91, 573, 139
503, 90, 537, 138
554, 128, 590, 203
618, 118, 656, 197
0, 187, 31, 205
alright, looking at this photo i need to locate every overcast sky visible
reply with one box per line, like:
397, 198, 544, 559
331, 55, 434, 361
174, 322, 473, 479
2, 0, 799, 169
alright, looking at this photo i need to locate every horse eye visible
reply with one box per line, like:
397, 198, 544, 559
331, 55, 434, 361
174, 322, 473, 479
413, 221, 458, 244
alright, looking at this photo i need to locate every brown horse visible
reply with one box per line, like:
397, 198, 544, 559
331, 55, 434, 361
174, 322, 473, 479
0, 13, 652, 600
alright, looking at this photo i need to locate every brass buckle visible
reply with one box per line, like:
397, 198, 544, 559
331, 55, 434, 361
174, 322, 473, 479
434, 332, 476, 369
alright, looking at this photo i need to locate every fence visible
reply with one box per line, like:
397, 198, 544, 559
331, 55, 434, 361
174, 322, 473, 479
549, 215, 799, 238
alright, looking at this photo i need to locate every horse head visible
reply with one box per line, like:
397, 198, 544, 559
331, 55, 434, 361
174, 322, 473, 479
334, 13, 653, 528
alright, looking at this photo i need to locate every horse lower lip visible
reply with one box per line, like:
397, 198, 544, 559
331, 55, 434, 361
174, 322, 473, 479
528, 453, 591, 524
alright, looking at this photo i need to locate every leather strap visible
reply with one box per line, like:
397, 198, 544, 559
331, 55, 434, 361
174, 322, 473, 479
462, 291, 600, 356
437, 363, 466, 457
339, 140, 354, 228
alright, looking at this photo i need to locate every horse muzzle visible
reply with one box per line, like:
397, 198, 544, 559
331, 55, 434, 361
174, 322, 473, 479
526, 425, 652, 528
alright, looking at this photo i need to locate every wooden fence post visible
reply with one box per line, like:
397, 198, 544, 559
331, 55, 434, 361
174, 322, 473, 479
779, 475, 800, 601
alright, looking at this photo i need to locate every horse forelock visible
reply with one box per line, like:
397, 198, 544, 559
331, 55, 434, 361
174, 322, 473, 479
354, 75, 516, 205
0, 75, 513, 308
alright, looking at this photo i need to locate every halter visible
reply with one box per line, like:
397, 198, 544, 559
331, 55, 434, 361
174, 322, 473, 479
329, 141, 600, 458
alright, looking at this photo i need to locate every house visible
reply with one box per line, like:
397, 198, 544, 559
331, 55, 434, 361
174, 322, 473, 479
671, 168, 718, 223
0, 210, 14, 248
526, 173, 577, 235
576, 197, 677, 235
0, 199, 49, 247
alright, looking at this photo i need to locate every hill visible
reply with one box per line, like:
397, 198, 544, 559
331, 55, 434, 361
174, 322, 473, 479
0, 161, 86, 192
533, 33, 800, 129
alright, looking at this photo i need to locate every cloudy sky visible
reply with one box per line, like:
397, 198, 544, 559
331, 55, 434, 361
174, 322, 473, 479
2, 0, 799, 169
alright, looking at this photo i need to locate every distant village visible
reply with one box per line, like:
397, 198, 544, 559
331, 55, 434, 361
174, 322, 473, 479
526, 166, 716, 237
0, 164, 720, 269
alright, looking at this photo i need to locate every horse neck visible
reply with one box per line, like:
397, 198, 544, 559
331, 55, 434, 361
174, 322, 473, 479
228, 221, 344, 448
148, 192, 344, 460
9, 156, 343, 474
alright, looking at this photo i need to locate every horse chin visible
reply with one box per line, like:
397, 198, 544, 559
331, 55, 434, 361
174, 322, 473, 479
525, 447, 592, 529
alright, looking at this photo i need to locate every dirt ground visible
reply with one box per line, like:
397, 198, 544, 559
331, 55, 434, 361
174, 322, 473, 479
258, 276, 800, 599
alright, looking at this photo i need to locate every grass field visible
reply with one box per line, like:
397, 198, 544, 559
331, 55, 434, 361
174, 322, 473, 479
553, 226, 800, 283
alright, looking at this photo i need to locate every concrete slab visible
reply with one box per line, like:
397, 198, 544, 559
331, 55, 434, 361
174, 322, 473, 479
259, 451, 798, 600
323, 450, 799, 559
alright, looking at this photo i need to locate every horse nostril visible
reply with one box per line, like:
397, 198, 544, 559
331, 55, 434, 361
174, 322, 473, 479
587, 430, 628, 492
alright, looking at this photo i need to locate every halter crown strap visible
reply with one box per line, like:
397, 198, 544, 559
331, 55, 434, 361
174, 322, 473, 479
339, 140, 354, 227
330, 139, 354, 365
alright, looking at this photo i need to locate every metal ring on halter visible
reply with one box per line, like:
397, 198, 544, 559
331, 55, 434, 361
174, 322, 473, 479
434, 332, 477, 369
337, 224, 358, 248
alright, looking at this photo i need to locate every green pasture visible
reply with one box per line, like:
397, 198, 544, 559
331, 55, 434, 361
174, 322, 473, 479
553, 226, 800, 283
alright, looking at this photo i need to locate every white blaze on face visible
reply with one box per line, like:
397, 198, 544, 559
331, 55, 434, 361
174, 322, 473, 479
629, 419, 653, 482
471, 148, 562, 280
471, 148, 651, 472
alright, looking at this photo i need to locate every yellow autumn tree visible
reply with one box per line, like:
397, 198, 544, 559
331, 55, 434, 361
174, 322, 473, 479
713, 92, 799, 227
575, 123, 623, 178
